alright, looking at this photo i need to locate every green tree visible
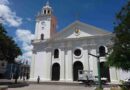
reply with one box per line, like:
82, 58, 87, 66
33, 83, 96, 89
107, 1, 130, 71
0, 24, 22, 63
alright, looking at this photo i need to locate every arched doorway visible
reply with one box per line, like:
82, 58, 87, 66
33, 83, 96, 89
41, 34, 44, 40
52, 63, 60, 81
73, 61, 83, 81
100, 62, 110, 82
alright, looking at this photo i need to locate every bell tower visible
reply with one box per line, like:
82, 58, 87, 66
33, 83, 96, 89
35, 1, 57, 40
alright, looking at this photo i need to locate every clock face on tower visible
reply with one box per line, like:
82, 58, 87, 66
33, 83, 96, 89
41, 21, 46, 30
41, 21, 45, 26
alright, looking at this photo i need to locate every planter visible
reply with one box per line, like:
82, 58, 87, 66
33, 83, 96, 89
110, 86, 129, 90
0, 85, 8, 90
111, 87, 121, 90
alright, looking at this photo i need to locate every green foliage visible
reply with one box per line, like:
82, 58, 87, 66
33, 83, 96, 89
107, 1, 130, 71
0, 24, 22, 63
119, 81, 129, 90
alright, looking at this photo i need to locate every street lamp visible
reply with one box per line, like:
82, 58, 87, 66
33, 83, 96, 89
88, 44, 112, 89
88, 53, 102, 89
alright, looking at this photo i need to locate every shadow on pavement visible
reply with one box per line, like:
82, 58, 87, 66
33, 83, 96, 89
0, 81, 29, 88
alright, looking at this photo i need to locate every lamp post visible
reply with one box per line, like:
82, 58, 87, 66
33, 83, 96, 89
88, 53, 102, 89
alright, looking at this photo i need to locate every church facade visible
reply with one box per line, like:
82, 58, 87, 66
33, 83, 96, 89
30, 2, 129, 83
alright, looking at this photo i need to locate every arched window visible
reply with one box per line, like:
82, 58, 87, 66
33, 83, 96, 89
41, 34, 44, 40
48, 10, 50, 14
99, 46, 106, 56
54, 49, 59, 58
44, 10, 46, 14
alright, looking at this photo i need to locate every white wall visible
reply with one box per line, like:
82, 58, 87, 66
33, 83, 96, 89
89, 49, 98, 77
45, 50, 52, 80
33, 51, 48, 81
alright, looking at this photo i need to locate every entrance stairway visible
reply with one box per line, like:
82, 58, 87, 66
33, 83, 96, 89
29, 81, 84, 86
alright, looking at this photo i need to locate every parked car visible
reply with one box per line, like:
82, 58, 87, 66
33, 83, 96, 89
78, 70, 108, 85
78, 70, 95, 85
123, 78, 130, 85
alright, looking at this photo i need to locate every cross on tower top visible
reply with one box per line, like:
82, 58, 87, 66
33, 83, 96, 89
39, 0, 52, 15
46, 1, 49, 6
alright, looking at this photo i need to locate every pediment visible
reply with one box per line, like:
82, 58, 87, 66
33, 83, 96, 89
53, 21, 111, 40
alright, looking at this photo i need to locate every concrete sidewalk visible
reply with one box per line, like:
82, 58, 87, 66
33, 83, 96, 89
8, 84, 96, 90
1, 79, 111, 90
8, 84, 112, 90
0, 79, 29, 88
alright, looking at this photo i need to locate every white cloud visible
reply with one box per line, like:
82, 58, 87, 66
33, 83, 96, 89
23, 51, 32, 58
0, 0, 33, 62
0, 1, 22, 27
16, 29, 34, 61
22, 42, 33, 51
0, 0, 9, 5
16, 29, 34, 43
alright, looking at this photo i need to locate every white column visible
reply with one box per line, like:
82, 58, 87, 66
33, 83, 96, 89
60, 48, 65, 81
93, 49, 98, 76
36, 51, 45, 81
89, 49, 98, 76
30, 51, 36, 81
36, 49, 47, 81
65, 48, 73, 81
46, 48, 52, 81
35, 21, 39, 39
83, 47, 89, 71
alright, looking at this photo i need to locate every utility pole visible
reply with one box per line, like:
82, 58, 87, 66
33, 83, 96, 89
88, 53, 102, 89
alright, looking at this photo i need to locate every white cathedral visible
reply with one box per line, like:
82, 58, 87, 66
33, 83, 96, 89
30, 2, 130, 83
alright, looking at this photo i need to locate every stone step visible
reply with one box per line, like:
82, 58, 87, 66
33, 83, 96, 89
28, 81, 84, 86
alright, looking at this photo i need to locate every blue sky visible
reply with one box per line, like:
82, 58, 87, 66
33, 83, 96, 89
8, 0, 126, 32
0, 0, 127, 61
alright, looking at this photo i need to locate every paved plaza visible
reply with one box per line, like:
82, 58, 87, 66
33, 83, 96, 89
0, 79, 110, 90
8, 84, 96, 90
